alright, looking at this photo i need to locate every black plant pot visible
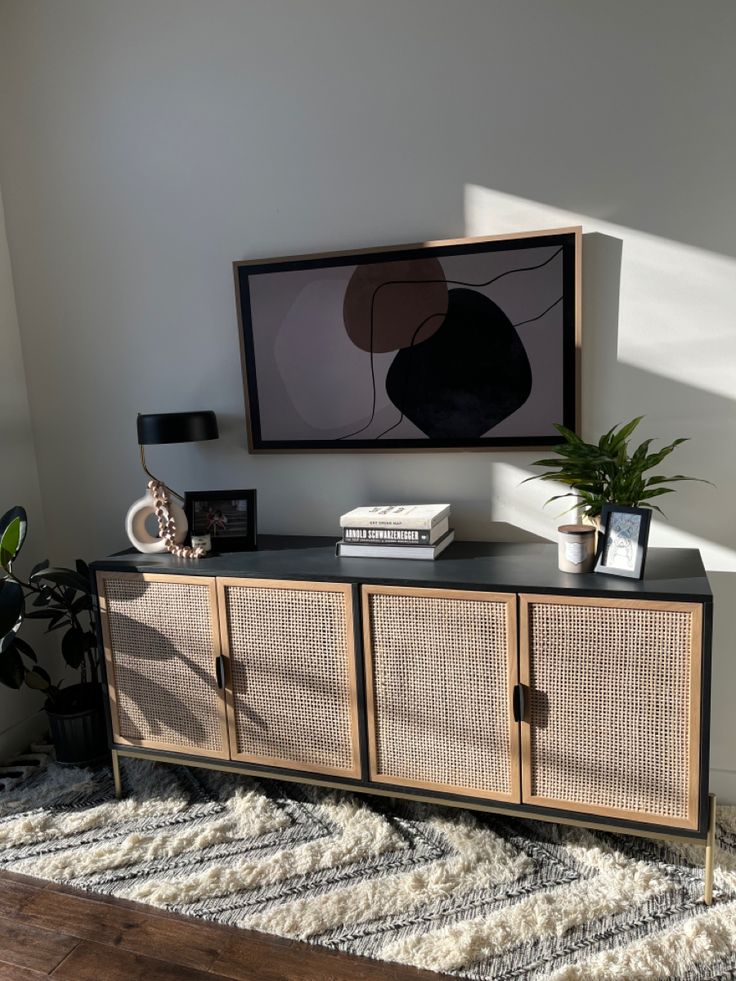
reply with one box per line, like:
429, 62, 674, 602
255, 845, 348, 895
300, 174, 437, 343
46, 683, 109, 766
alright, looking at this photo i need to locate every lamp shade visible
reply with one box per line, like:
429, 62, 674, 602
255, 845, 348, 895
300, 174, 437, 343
137, 411, 219, 445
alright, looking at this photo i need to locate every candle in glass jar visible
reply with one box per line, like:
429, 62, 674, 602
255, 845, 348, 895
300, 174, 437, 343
557, 524, 596, 573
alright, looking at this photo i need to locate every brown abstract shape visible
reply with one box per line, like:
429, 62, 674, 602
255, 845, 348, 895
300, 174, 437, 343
343, 258, 449, 353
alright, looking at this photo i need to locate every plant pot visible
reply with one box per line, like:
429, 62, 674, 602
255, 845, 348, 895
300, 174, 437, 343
46, 683, 109, 766
581, 512, 603, 553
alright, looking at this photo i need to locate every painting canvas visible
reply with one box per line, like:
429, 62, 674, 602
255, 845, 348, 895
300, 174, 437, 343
234, 228, 580, 451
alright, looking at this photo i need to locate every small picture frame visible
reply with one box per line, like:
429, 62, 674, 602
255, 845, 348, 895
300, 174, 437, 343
184, 490, 257, 552
594, 504, 651, 580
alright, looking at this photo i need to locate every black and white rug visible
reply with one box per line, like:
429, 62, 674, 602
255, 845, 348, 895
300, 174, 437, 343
0, 756, 735, 979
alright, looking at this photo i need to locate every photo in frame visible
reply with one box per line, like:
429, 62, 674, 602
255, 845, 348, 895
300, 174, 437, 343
594, 504, 652, 580
184, 490, 257, 552
234, 227, 581, 451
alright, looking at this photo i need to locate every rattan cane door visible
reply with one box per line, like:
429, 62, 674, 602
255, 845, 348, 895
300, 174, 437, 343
363, 585, 519, 803
520, 594, 703, 829
218, 578, 361, 778
97, 572, 230, 758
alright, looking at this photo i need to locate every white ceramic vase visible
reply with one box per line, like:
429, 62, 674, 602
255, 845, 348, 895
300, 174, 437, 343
125, 490, 188, 553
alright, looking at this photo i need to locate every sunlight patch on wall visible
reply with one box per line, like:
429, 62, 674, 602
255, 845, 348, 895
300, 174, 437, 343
494, 461, 736, 573
465, 185, 736, 402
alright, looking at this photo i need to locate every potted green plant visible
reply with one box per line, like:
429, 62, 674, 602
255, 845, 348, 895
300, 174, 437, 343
525, 417, 710, 524
0, 506, 107, 765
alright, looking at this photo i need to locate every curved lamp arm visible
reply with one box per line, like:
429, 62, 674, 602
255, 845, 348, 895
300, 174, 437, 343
139, 445, 184, 503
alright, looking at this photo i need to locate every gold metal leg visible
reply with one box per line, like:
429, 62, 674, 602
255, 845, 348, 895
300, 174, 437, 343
111, 749, 123, 800
704, 792, 717, 905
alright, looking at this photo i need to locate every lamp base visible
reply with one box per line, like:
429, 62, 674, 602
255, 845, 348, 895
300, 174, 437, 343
125, 490, 188, 553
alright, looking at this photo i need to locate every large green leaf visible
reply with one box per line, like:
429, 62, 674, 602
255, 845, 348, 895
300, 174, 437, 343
0, 645, 24, 689
638, 487, 676, 500
0, 507, 27, 569
0, 579, 23, 641
610, 416, 644, 450
552, 423, 585, 443
61, 626, 87, 669
13, 636, 37, 662
32, 567, 89, 594
24, 665, 51, 691
0, 510, 27, 572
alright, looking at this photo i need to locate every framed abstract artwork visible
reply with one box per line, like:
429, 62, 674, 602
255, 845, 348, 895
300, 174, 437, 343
234, 227, 581, 451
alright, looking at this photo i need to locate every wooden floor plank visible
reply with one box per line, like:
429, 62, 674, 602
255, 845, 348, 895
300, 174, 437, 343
0, 872, 449, 981
0, 879, 42, 919
0, 869, 52, 889
21, 888, 227, 971
0, 965, 48, 980
19, 887, 146, 944
49, 941, 233, 981
0, 914, 78, 974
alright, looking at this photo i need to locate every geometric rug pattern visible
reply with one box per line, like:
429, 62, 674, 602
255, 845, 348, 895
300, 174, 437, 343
1, 757, 735, 980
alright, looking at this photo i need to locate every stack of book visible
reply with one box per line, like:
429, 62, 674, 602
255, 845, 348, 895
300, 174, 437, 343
336, 504, 454, 560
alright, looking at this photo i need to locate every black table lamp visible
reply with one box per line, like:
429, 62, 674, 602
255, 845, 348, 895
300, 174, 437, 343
126, 410, 219, 554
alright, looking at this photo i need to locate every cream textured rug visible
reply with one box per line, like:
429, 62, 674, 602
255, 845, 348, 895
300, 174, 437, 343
1, 755, 735, 980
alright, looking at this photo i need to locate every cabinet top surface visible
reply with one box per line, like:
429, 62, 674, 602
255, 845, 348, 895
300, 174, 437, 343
92, 536, 712, 601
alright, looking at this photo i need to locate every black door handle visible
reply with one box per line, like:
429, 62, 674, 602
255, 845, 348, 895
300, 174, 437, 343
215, 655, 226, 690
512, 683, 526, 723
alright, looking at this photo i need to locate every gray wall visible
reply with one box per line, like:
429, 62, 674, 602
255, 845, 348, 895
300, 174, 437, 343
1, 1, 734, 792
0, 186, 49, 756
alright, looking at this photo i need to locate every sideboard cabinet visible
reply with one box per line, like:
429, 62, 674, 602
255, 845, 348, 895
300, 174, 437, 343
92, 537, 715, 902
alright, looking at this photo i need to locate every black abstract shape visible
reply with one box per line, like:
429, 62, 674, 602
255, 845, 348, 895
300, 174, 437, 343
385, 289, 532, 439
337, 247, 561, 440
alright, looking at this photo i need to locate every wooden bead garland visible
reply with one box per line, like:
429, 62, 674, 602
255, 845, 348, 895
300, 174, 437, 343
148, 480, 205, 559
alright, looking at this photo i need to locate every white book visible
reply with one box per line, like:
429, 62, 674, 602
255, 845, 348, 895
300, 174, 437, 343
336, 529, 455, 560
339, 504, 451, 530
342, 516, 450, 545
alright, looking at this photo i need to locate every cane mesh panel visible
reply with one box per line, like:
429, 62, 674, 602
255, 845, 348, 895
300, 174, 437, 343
103, 577, 223, 752
224, 585, 356, 772
527, 601, 695, 820
368, 592, 512, 795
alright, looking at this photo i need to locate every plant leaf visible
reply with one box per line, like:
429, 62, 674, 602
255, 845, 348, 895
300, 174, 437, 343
30, 559, 49, 578
610, 416, 644, 449
61, 627, 87, 669
0, 580, 24, 641
32, 587, 52, 607
638, 487, 676, 500
70, 594, 93, 615
0, 646, 24, 689
526, 419, 709, 517
24, 665, 51, 691
46, 612, 69, 632
32, 568, 89, 593
13, 636, 37, 662
0, 507, 27, 571
645, 474, 715, 487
